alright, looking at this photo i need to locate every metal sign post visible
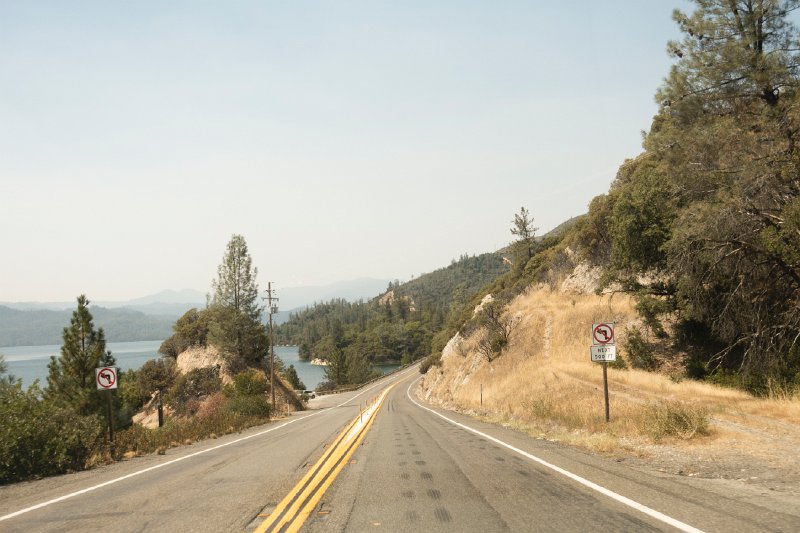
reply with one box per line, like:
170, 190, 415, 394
96, 366, 118, 442
602, 362, 610, 423
264, 283, 279, 412
591, 323, 615, 423
157, 388, 164, 428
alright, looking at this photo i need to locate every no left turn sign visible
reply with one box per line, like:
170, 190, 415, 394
592, 323, 615, 345
96, 367, 118, 390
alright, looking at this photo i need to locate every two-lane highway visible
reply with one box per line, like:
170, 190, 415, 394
0, 369, 414, 532
3, 365, 800, 532
297, 372, 800, 532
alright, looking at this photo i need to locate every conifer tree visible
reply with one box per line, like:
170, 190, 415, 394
208, 235, 268, 370
46, 295, 115, 415
211, 234, 262, 322
510, 206, 538, 266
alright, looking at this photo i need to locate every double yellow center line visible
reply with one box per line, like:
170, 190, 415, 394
255, 384, 395, 533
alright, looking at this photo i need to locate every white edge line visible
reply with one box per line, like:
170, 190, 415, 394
0, 368, 415, 523
406, 378, 705, 533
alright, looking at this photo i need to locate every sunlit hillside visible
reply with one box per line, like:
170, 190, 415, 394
419, 286, 800, 476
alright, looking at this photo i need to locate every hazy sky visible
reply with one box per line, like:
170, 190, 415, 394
1, 1, 690, 302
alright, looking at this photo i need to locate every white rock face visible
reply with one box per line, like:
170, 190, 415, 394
560, 262, 603, 294
441, 332, 463, 361
176, 345, 232, 384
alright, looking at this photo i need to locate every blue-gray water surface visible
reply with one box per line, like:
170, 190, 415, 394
0, 342, 396, 391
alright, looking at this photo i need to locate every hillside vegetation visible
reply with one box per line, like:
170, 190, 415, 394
419, 0, 800, 485
0, 235, 299, 484
275, 252, 508, 386
425, 0, 800, 396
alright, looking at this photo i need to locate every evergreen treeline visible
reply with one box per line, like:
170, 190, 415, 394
275, 253, 508, 386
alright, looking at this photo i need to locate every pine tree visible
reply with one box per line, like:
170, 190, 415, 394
510, 206, 538, 266
46, 295, 115, 415
211, 234, 262, 322
208, 235, 268, 370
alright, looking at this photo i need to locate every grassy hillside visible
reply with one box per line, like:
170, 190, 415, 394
419, 285, 800, 482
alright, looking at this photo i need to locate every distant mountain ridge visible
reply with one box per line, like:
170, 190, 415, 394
0, 306, 174, 347
0, 279, 393, 347
0, 289, 207, 315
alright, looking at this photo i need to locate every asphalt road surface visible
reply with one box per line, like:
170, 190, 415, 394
2, 366, 799, 532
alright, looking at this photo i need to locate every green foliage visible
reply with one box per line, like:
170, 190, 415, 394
119, 368, 144, 421
569, 194, 615, 265
623, 328, 657, 371
0, 383, 105, 483
510, 206, 538, 269
204, 235, 268, 371
112, 402, 269, 459
609, 160, 676, 271
224, 368, 268, 397
211, 234, 262, 322
222, 395, 270, 418
139, 358, 177, 395
419, 352, 442, 374
46, 295, 116, 416
159, 308, 210, 357
207, 304, 268, 372
221, 369, 270, 418
633, 293, 670, 338
0, 354, 14, 386
167, 367, 222, 415
475, 301, 518, 362
536, 1, 800, 393
283, 364, 306, 390
278, 253, 508, 386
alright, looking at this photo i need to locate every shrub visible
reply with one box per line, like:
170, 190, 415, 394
113, 407, 268, 459
159, 308, 211, 357
623, 327, 657, 370
223, 395, 270, 418
419, 352, 442, 374
0, 384, 105, 483
315, 380, 337, 392
139, 358, 177, 396
638, 401, 709, 442
167, 367, 222, 414
225, 368, 268, 398
283, 364, 305, 390
220, 369, 270, 419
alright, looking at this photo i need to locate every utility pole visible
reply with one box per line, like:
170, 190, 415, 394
264, 282, 279, 411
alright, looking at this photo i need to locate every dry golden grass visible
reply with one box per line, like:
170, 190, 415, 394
420, 286, 800, 451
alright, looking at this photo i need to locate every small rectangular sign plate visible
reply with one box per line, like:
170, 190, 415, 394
590, 345, 617, 362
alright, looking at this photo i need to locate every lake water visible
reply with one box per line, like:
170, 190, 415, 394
0, 342, 393, 391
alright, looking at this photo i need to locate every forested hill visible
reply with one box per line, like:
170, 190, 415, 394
391, 252, 508, 318
274, 252, 508, 380
0, 305, 174, 346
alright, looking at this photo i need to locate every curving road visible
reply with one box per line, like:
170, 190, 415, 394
1, 366, 799, 532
